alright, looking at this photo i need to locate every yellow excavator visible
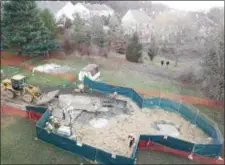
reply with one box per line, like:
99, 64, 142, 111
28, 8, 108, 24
1, 74, 59, 104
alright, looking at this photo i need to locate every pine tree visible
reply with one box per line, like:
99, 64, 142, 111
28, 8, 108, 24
39, 8, 57, 39
126, 33, 143, 62
2, 1, 57, 55
148, 35, 158, 61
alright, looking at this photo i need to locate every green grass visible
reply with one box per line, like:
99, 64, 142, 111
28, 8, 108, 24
194, 105, 224, 137
41, 56, 201, 96
101, 70, 179, 92
1, 115, 90, 164
1, 65, 71, 86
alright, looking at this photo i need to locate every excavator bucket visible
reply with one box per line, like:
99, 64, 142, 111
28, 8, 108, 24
35, 90, 60, 105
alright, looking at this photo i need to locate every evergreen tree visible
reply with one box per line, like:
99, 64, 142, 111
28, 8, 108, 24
148, 35, 158, 61
2, 1, 57, 55
39, 8, 57, 38
126, 33, 143, 62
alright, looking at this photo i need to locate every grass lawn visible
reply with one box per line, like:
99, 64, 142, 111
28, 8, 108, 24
1, 65, 71, 87
41, 56, 202, 96
195, 105, 224, 138
1, 114, 90, 164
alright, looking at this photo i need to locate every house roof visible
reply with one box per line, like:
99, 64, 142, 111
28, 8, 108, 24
128, 10, 152, 23
36, 1, 69, 14
82, 3, 113, 11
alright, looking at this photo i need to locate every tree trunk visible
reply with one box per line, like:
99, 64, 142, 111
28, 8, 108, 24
175, 56, 178, 67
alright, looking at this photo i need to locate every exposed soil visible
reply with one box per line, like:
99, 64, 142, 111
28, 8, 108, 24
50, 93, 211, 157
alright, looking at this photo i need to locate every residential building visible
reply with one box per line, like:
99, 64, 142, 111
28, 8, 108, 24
36, 1, 76, 22
121, 9, 153, 43
73, 3, 114, 20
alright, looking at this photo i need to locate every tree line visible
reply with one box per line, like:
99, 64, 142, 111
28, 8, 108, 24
2, 1, 58, 55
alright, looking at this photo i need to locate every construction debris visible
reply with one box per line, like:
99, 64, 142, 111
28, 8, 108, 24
36, 90, 60, 105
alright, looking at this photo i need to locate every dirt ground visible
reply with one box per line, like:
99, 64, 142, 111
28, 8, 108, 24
51, 94, 211, 157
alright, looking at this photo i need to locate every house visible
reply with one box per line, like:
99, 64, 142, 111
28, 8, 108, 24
36, 1, 76, 22
121, 9, 153, 43
73, 3, 114, 20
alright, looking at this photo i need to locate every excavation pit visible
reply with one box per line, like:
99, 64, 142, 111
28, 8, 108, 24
49, 92, 212, 157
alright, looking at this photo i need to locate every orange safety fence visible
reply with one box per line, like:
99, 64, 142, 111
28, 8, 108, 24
1, 105, 43, 121
108, 81, 224, 108
1, 105, 28, 118
1, 50, 76, 82
1, 50, 64, 61
138, 140, 224, 165
135, 88, 224, 108
27, 110, 43, 121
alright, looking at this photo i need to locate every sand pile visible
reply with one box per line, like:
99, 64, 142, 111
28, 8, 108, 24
73, 108, 210, 157
51, 93, 212, 157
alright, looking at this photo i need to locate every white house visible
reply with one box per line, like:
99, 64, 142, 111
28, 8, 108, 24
36, 1, 76, 22
73, 3, 114, 20
121, 9, 153, 43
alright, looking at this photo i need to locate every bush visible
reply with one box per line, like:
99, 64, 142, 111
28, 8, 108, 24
138, 53, 150, 64
126, 33, 143, 63
148, 35, 159, 61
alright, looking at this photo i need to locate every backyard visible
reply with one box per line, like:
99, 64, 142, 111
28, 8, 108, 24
1, 53, 203, 97
1, 51, 224, 164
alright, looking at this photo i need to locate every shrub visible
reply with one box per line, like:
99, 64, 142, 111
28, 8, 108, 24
126, 33, 143, 63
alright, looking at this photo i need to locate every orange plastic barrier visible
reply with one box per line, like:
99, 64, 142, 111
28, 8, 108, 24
1, 105, 43, 121
138, 140, 224, 165
1, 105, 28, 118
108, 82, 224, 108
1, 51, 31, 65
135, 88, 224, 108
27, 111, 43, 120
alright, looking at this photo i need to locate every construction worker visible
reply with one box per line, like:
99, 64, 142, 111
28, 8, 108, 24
46, 122, 54, 134
69, 113, 73, 136
48, 104, 53, 115
128, 135, 135, 148
62, 108, 66, 120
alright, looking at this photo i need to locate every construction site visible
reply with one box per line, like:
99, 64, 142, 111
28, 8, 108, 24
0, 73, 215, 158
48, 91, 212, 157
1, 62, 223, 164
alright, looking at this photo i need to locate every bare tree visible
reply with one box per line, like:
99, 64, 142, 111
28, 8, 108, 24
62, 28, 74, 54
201, 24, 224, 100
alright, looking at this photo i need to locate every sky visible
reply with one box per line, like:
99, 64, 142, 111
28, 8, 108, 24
152, 1, 224, 11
